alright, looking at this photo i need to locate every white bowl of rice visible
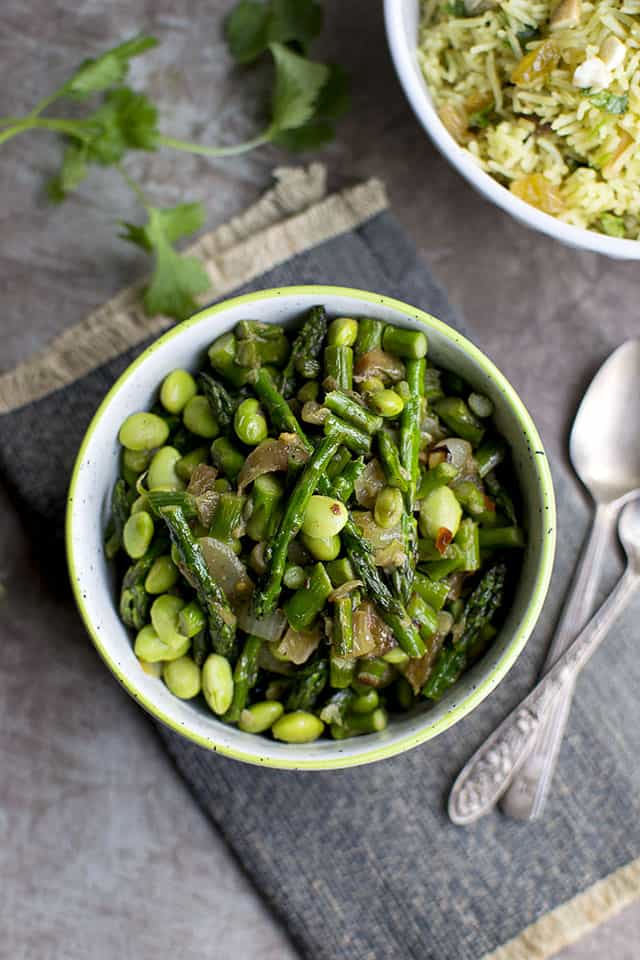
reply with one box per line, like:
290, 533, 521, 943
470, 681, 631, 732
385, 0, 640, 258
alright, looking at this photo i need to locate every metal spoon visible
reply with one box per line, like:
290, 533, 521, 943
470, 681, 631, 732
449, 497, 640, 826
500, 339, 640, 821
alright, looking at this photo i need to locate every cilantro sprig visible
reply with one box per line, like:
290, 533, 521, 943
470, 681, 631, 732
0, 2, 349, 321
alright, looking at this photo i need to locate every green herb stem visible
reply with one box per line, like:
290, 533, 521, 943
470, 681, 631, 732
157, 130, 271, 158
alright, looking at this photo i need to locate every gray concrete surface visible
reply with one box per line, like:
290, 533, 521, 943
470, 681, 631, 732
1, 1, 639, 957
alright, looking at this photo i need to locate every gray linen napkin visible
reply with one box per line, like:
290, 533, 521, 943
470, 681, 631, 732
1, 169, 638, 960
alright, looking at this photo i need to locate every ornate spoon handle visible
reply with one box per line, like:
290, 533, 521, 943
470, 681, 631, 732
448, 566, 638, 826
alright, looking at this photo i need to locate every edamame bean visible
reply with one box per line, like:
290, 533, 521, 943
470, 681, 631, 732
468, 392, 493, 418
350, 689, 379, 714
170, 543, 181, 566
123, 511, 154, 559
328, 316, 358, 347
178, 600, 206, 638
301, 495, 348, 538
134, 624, 189, 662
359, 377, 385, 394
234, 398, 268, 446
211, 437, 244, 481
202, 654, 234, 715
238, 701, 284, 734
123, 448, 151, 475
374, 486, 404, 529
383, 647, 410, 667
272, 711, 325, 743
163, 656, 201, 699
150, 594, 186, 649
214, 478, 232, 493
160, 369, 197, 414
419, 486, 462, 541
283, 564, 307, 590
119, 412, 169, 451
147, 446, 185, 491
302, 533, 341, 562
131, 494, 149, 515
183, 395, 220, 439
138, 657, 163, 678
176, 446, 209, 481
145, 555, 179, 594
369, 389, 405, 419
297, 380, 319, 404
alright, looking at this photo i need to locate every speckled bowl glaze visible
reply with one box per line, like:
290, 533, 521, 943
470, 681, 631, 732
67, 286, 556, 769
385, 0, 640, 260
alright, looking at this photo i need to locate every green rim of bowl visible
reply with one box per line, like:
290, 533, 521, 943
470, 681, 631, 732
66, 285, 556, 770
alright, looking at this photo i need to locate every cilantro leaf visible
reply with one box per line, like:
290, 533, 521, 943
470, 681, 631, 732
47, 143, 88, 201
66, 34, 158, 99
82, 88, 158, 166
225, 1, 272, 64
267, 42, 329, 136
598, 212, 626, 238
130, 206, 210, 320
273, 62, 349, 150
589, 91, 628, 115
267, 0, 323, 51
121, 202, 206, 250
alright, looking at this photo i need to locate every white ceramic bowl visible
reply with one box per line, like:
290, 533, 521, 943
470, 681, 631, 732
384, 0, 640, 260
67, 286, 556, 769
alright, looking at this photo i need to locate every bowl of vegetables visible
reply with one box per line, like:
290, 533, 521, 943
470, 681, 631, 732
67, 286, 555, 769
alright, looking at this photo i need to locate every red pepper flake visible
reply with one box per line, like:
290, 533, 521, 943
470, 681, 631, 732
435, 527, 453, 555
484, 496, 496, 513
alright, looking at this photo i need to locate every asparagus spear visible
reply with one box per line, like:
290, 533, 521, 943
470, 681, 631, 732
224, 634, 262, 723
319, 688, 356, 726
377, 431, 409, 491
249, 366, 310, 445
324, 345, 353, 391
324, 413, 370, 454
323, 390, 383, 435
157, 505, 237, 656
332, 596, 353, 656
284, 562, 333, 630
281, 305, 328, 397
286, 657, 329, 711
105, 478, 131, 559
198, 372, 234, 429
423, 562, 507, 700
252, 435, 341, 616
119, 537, 168, 630
434, 397, 485, 446
331, 458, 365, 503
401, 358, 425, 511
354, 318, 383, 357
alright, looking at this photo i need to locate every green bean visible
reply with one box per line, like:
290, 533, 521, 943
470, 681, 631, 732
281, 305, 328, 397
479, 526, 525, 549
145, 554, 179, 594
208, 332, 250, 388
238, 701, 284, 734
147, 446, 185, 491
456, 518, 481, 571
160, 369, 197, 415
323, 391, 383, 435
284, 562, 333, 630
354, 318, 383, 357
331, 457, 365, 502
475, 439, 506, 478
224, 634, 262, 723
377, 432, 409, 491
331, 707, 388, 738
134, 624, 189, 663
210, 436, 245, 481
272, 711, 325, 743
374, 486, 404, 529
417, 462, 459, 499
369, 388, 405, 419
332, 596, 353, 656
163, 656, 201, 699
319, 688, 356, 725
119, 411, 169, 452
302, 533, 341, 561
198, 372, 234, 429
183, 395, 220, 439
176, 446, 208, 482
286, 658, 328, 711
253, 435, 340, 617
105, 479, 131, 559
382, 325, 428, 360
178, 600, 207, 638
413, 571, 449, 611
329, 651, 356, 688
123, 511, 154, 559
324, 345, 353, 391
157, 505, 236, 656
350, 689, 379, 714
324, 413, 370, 455
202, 653, 234, 715
433, 397, 484, 446
302, 495, 348, 539
234, 398, 268, 446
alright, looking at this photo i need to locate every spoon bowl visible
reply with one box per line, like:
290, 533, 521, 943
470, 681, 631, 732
570, 340, 640, 505
618, 497, 640, 570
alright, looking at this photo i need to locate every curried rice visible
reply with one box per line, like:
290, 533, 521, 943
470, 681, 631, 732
418, 0, 640, 238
